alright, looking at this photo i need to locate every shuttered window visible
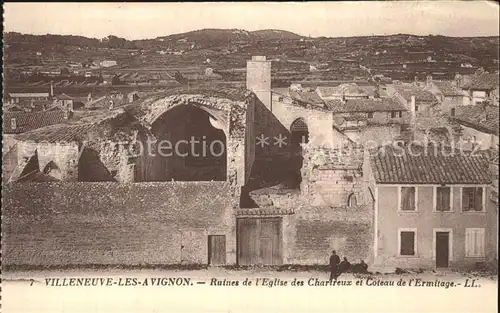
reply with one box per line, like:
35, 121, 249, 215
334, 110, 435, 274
400, 231, 416, 256
400, 187, 416, 211
462, 187, 484, 212
465, 228, 485, 258
436, 187, 451, 211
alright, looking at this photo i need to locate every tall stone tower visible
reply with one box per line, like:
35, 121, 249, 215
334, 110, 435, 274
246, 56, 272, 110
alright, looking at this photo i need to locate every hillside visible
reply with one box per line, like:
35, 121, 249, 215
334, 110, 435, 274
134, 29, 303, 50
3, 29, 499, 89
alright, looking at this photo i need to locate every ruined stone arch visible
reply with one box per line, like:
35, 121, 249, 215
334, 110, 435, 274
143, 95, 239, 138
135, 94, 248, 186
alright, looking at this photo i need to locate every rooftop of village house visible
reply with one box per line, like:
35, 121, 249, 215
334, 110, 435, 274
326, 97, 407, 113
452, 104, 500, 135
393, 84, 438, 102
316, 84, 368, 97
370, 144, 492, 185
273, 88, 406, 113
433, 81, 464, 96
3, 110, 68, 134
13, 108, 145, 143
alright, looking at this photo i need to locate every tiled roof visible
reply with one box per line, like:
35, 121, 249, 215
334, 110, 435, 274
15, 123, 97, 143
288, 90, 324, 107
8, 92, 50, 98
434, 81, 464, 96
317, 84, 367, 97
55, 93, 74, 100
5, 99, 54, 112
3, 110, 67, 134
452, 104, 499, 135
14, 109, 146, 144
463, 72, 499, 90
394, 85, 437, 102
326, 98, 407, 113
370, 145, 491, 184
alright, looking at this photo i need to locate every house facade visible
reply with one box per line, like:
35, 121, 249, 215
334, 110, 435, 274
425, 76, 466, 115
389, 84, 439, 118
370, 145, 497, 270
461, 72, 499, 106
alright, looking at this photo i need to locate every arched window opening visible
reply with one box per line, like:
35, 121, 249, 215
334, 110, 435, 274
348, 193, 357, 207
43, 161, 62, 180
290, 118, 309, 146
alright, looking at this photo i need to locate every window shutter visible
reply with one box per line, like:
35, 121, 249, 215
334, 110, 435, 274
475, 188, 483, 211
465, 228, 485, 257
400, 231, 415, 256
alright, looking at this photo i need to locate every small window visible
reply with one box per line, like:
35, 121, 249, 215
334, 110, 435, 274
347, 193, 357, 207
462, 187, 484, 212
435, 187, 452, 212
10, 118, 17, 130
391, 111, 402, 118
399, 186, 417, 211
415, 105, 420, 112
367, 112, 374, 118
465, 228, 485, 258
399, 230, 416, 256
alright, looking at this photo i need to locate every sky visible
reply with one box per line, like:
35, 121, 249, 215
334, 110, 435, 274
3, 2, 500, 40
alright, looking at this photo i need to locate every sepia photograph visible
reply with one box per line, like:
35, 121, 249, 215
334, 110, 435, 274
2, 2, 499, 312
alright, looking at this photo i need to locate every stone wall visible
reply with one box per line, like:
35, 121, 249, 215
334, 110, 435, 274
300, 145, 366, 204
270, 94, 339, 150
284, 205, 373, 265
273, 144, 374, 264
3, 182, 238, 266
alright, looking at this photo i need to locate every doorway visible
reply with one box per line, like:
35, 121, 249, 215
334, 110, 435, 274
435, 230, 451, 268
208, 235, 226, 266
237, 218, 283, 266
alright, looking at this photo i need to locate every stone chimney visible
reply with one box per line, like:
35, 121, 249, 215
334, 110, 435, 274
246, 56, 272, 111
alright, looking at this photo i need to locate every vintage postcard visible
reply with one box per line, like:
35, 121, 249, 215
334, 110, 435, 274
2, 2, 499, 312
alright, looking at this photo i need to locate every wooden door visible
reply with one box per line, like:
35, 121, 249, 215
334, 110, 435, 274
237, 218, 282, 266
208, 235, 226, 266
436, 232, 450, 268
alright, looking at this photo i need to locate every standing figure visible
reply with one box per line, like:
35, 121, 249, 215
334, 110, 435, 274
329, 250, 341, 281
